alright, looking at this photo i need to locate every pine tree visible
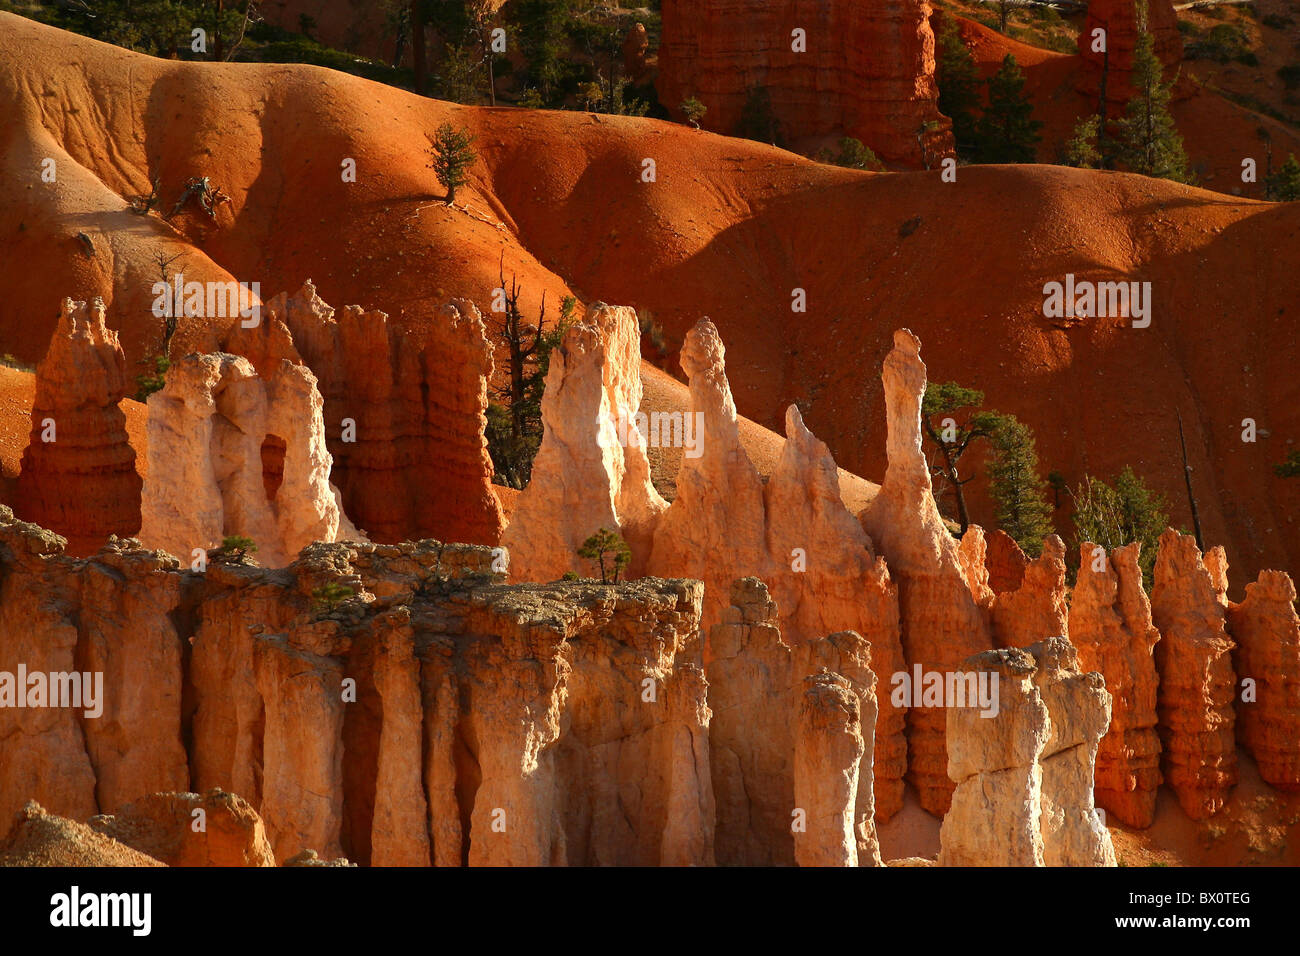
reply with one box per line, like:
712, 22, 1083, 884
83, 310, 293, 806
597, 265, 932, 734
680, 97, 707, 129
1115, 29, 1189, 182
817, 137, 884, 171
578, 527, 631, 584
936, 16, 981, 159
1268, 153, 1300, 201
508, 0, 574, 105
920, 382, 1004, 533
987, 416, 1055, 557
975, 54, 1043, 163
428, 122, 477, 204
1069, 467, 1169, 588
1065, 114, 1102, 168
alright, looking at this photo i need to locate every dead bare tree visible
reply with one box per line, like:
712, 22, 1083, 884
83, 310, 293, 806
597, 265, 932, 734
493, 250, 549, 443
128, 174, 162, 214
165, 176, 231, 221
1176, 409, 1205, 551
153, 250, 186, 355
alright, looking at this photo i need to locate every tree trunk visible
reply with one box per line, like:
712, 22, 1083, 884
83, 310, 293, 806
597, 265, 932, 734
412, 0, 427, 95
937, 442, 971, 533
509, 338, 525, 438
394, 20, 408, 68
213, 0, 225, 60
952, 476, 971, 534
1098, 20, 1110, 169
1176, 409, 1205, 551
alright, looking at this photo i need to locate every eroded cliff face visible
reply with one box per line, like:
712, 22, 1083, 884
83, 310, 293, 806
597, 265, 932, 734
14, 298, 141, 554
501, 303, 667, 582
649, 318, 767, 618
138, 351, 359, 568
11, 296, 1300, 865
0, 516, 99, 826
650, 319, 906, 818
504, 311, 907, 819
227, 282, 504, 547
984, 529, 1029, 594
10, 285, 503, 565
188, 541, 717, 867
1151, 530, 1238, 820
1077, 0, 1184, 104
0, 506, 717, 866
1071, 542, 1163, 828
656, 0, 954, 164
1227, 570, 1300, 791
766, 407, 907, 821
703, 579, 882, 866
665, 342, 894, 807
0, 514, 194, 830
88, 789, 276, 867
860, 329, 990, 816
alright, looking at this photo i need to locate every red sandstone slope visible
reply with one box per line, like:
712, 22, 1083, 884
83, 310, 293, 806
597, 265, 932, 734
0, 13, 1297, 587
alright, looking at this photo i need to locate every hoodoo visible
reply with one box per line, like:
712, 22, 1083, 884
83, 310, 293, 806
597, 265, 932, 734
138, 351, 359, 568
1071, 542, 1163, 828
1151, 530, 1238, 820
860, 330, 990, 815
15, 298, 141, 553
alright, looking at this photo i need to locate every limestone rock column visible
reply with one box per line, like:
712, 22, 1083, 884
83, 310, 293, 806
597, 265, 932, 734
793, 672, 865, 867
938, 648, 1047, 866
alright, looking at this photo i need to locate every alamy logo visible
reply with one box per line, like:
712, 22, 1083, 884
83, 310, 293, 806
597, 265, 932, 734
0, 665, 102, 718
50, 886, 151, 936
151, 272, 260, 327
1042, 273, 1152, 327
890, 665, 1000, 718
598, 404, 705, 459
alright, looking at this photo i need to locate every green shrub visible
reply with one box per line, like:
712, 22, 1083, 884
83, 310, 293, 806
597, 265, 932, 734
1186, 23, 1253, 63
214, 535, 258, 563
1068, 468, 1169, 589
680, 96, 707, 129
312, 582, 357, 611
134, 354, 169, 402
816, 137, 885, 171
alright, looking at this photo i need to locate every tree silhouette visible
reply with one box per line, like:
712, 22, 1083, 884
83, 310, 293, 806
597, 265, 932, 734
578, 527, 631, 584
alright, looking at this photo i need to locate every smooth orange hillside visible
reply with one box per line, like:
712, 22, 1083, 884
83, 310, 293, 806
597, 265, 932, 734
1, 13, 1298, 588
